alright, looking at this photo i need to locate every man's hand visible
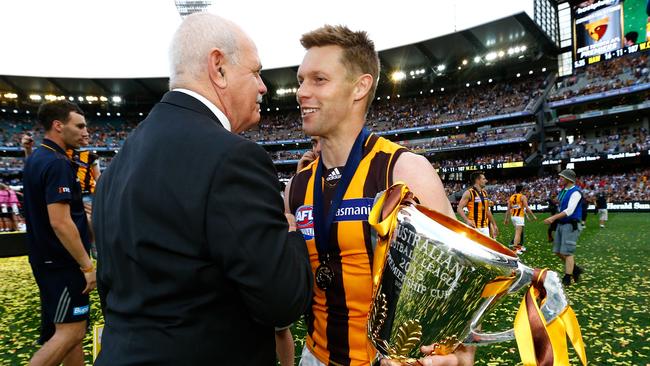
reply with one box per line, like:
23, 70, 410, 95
81, 267, 97, 294
84, 202, 92, 217
21, 134, 34, 157
21, 134, 34, 148
380, 344, 475, 366
543, 217, 555, 225
296, 151, 317, 172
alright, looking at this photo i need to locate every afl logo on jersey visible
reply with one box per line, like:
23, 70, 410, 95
295, 205, 314, 240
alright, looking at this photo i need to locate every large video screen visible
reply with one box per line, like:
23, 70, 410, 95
573, 0, 650, 68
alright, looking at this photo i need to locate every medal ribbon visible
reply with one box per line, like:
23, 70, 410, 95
313, 128, 370, 263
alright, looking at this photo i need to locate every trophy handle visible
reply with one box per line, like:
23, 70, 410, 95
464, 263, 570, 345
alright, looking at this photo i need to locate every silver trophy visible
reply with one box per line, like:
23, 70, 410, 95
368, 186, 571, 364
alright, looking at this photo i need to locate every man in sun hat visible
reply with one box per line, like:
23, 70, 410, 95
544, 169, 585, 286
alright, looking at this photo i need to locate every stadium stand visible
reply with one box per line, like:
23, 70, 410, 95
398, 122, 536, 152
1, 15, 649, 219
490, 168, 650, 204
444, 169, 650, 205
243, 76, 547, 143
549, 53, 650, 102
548, 126, 649, 159
431, 150, 527, 170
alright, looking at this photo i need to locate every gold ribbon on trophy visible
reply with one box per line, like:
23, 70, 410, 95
514, 268, 587, 366
367, 183, 588, 365
368, 182, 416, 291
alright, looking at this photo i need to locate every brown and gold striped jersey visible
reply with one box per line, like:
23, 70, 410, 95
466, 187, 490, 228
509, 193, 525, 217
66, 149, 98, 194
288, 133, 407, 366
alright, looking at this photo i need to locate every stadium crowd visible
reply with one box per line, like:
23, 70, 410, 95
270, 150, 305, 161
270, 149, 528, 167
242, 76, 546, 142
1, 148, 530, 175
0, 119, 134, 148
444, 168, 650, 205
549, 53, 650, 102
431, 150, 527, 169
548, 126, 649, 159
400, 124, 535, 151
1, 53, 647, 216
5, 75, 541, 147
0, 157, 24, 170
268, 127, 534, 162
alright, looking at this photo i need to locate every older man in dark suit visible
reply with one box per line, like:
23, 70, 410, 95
92, 13, 312, 365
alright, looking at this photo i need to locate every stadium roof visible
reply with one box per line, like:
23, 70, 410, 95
0, 12, 557, 110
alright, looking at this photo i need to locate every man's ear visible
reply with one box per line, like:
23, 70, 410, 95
51, 120, 64, 133
352, 74, 373, 102
209, 48, 228, 89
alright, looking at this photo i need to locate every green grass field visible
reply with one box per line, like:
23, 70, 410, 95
1, 213, 649, 365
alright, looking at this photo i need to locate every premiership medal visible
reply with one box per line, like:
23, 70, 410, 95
315, 261, 334, 290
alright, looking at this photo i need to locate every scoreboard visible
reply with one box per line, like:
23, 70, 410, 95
437, 161, 524, 173
574, 41, 647, 67
572, 0, 650, 68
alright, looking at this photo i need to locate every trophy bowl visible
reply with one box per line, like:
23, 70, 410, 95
367, 184, 571, 364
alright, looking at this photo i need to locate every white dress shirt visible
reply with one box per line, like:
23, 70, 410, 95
172, 88, 231, 132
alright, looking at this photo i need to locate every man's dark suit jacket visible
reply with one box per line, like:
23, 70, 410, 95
93, 91, 312, 365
